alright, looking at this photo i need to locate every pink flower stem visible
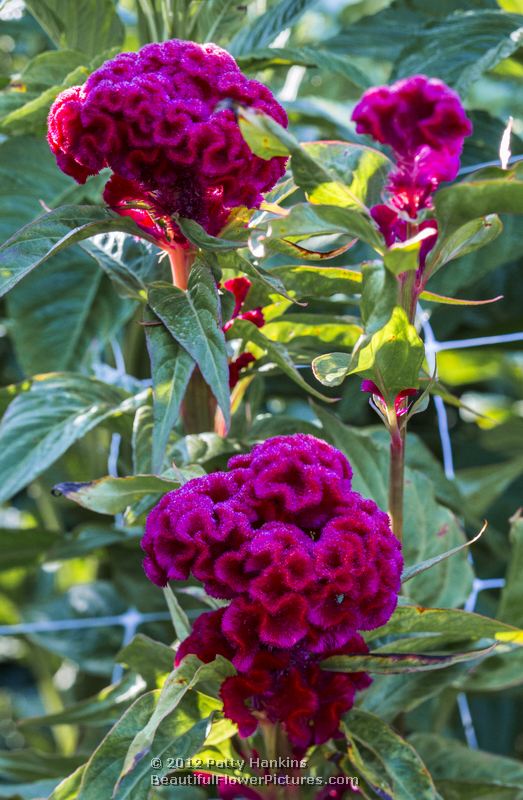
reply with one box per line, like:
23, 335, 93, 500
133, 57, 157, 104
167, 245, 219, 434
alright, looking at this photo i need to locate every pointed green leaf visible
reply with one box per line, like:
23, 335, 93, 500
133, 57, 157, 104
116, 635, 175, 686
342, 709, 441, 800
268, 203, 382, 250
0, 205, 156, 298
145, 309, 195, 472
228, 318, 333, 401
435, 163, 523, 232
118, 656, 235, 783
53, 474, 184, 515
0, 374, 140, 504
425, 214, 503, 276
348, 307, 424, 405
323, 643, 496, 674
147, 266, 231, 428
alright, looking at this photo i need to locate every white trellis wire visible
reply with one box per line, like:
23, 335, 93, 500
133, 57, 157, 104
420, 309, 523, 748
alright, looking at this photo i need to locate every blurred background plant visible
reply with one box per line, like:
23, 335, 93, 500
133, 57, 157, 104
1, 1, 523, 798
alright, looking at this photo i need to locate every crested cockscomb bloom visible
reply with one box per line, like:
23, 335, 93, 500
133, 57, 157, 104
352, 75, 472, 218
47, 40, 287, 247
142, 434, 402, 751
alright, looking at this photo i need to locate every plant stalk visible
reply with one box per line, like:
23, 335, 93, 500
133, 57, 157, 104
388, 420, 406, 542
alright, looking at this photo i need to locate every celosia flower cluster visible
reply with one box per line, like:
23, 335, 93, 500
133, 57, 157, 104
352, 74, 472, 276
47, 40, 287, 247
142, 434, 402, 752
352, 75, 472, 220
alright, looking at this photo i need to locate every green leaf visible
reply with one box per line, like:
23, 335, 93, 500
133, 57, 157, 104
410, 734, 523, 790
118, 657, 235, 783
342, 709, 441, 800
7, 248, 135, 374
323, 642, 496, 674
348, 307, 424, 405
312, 352, 352, 387
369, 605, 523, 648
163, 584, 191, 641
361, 665, 472, 723
145, 309, 195, 473
393, 10, 523, 95
0, 205, 155, 298
498, 512, 523, 627
132, 403, 154, 475
21, 49, 87, 89
384, 228, 438, 276
229, 0, 317, 56
25, 0, 124, 57
419, 289, 503, 306
238, 108, 378, 213
268, 203, 383, 251
361, 261, 399, 334
148, 267, 230, 427
300, 140, 392, 208
77, 690, 212, 800
0, 750, 83, 782
435, 781, 523, 800
177, 216, 247, 250
457, 646, 523, 693
401, 522, 486, 583
272, 265, 363, 299
456, 457, 523, 517
48, 766, 86, 800
116, 635, 175, 686
228, 318, 333, 401
194, 0, 248, 43
425, 215, 503, 276
237, 47, 371, 89
263, 314, 362, 349
1, 65, 89, 135
0, 527, 59, 570
53, 474, 183, 515
0, 374, 140, 504
435, 164, 523, 232
20, 674, 146, 728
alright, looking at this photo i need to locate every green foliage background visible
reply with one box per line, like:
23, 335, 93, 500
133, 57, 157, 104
1, 1, 523, 798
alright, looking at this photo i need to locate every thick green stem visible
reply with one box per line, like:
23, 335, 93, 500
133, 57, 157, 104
388, 422, 406, 542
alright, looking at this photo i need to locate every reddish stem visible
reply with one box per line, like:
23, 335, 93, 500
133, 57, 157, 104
168, 245, 193, 290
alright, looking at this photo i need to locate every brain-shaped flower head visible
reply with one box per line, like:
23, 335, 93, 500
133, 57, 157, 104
352, 75, 472, 216
141, 434, 402, 751
47, 40, 287, 245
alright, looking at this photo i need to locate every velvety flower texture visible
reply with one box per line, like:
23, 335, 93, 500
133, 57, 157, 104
142, 434, 402, 752
352, 75, 472, 218
47, 40, 287, 246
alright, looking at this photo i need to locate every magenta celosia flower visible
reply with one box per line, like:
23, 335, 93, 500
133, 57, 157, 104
47, 40, 287, 247
142, 434, 402, 751
352, 75, 472, 217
